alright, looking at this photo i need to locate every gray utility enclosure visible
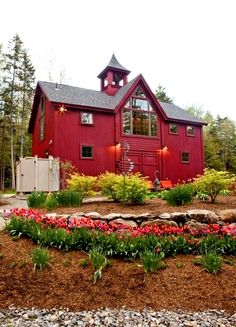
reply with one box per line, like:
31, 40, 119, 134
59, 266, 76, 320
16, 156, 59, 193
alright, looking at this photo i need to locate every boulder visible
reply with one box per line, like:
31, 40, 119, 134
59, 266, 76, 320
0, 217, 6, 231
71, 212, 85, 217
137, 213, 157, 220
120, 213, 138, 220
140, 219, 178, 227
185, 220, 207, 229
186, 210, 219, 224
111, 219, 138, 228
218, 210, 236, 223
170, 212, 187, 224
158, 213, 171, 220
103, 213, 122, 220
84, 212, 102, 219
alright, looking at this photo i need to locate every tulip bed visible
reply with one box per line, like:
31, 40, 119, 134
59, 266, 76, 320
5, 208, 236, 259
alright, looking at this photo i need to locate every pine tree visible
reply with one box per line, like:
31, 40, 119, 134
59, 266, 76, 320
0, 34, 35, 189
155, 85, 173, 103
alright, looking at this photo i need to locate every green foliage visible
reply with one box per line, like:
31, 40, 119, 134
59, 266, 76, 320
31, 247, 51, 271
6, 216, 236, 261
44, 193, 59, 211
193, 252, 223, 274
27, 192, 47, 208
56, 189, 83, 207
155, 85, 173, 103
164, 183, 194, 206
89, 248, 108, 284
98, 172, 123, 201
193, 169, 235, 203
140, 251, 165, 273
99, 172, 150, 204
67, 174, 97, 199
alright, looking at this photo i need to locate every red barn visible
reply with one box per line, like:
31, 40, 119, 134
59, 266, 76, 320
29, 54, 206, 184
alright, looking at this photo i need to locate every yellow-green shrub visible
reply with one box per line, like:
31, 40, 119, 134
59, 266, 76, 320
66, 174, 97, 199
193, 169, 235, 203
98, 172, 123, 201
99, 172, 150, 204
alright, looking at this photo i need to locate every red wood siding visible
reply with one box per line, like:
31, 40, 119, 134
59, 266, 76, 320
161, 122, 204, 184
53, 107, 115, 176
32, 96, 55, 158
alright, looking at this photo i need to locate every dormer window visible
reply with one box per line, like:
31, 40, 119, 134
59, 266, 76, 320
122, 87, 157, 137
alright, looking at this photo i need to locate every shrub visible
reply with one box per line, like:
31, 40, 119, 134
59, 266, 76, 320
31, 247, 51, 271
140, 251, 165, 273
60, 160, 78, 190
116, 173, 150, 204
164, 183, 194, 206
67, 174, 97, 199
193, 252, 223, 274
99, 172, 150, 204
193, 169, 235, 203
44, 193, 59, 211
98, 172, 123, 201
56, 190, 83, 207
27, 192, 47, 208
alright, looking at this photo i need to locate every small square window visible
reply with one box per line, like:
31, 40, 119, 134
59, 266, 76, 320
181, 152, 190, 163
81, 112, 93, 124
186, 126, 195, 136
81, 146, 93, 158
169, 123, 178, 134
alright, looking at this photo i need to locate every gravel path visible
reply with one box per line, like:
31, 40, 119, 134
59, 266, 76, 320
0, 307, 235, 327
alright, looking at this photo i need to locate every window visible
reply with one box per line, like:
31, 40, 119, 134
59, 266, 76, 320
186, 126, 195, 136
81, 112, 93, 124
81, 146, 93, 158
122, 87, 157, 137
181, 152, 190, 163
39, 96, 45, 141
169, 123, 178, 134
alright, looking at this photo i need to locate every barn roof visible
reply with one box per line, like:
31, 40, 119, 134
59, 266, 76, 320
36, 78, 205, 125
38, 77, 137, 110
160, 102, 205, 124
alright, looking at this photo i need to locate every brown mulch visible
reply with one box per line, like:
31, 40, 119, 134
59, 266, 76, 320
0, 195, 236, 313
0, 233, 236, 313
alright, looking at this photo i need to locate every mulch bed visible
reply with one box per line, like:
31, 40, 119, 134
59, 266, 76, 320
0, 195, 236, 313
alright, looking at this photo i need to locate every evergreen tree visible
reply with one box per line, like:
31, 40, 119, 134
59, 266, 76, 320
155, 85, 173, 103
0, 34, 35, 189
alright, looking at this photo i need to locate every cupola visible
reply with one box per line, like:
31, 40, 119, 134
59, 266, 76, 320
97, 54, 130, 95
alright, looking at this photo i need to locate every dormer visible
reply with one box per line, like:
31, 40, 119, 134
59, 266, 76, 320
97, 54, 130, 96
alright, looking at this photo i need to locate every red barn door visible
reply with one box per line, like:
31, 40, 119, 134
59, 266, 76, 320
129, 152, 159, 180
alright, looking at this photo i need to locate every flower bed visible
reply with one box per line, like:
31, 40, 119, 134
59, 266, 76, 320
4, 209, 236, 259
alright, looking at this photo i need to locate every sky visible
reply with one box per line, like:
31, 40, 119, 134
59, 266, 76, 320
1, 0, 236, 121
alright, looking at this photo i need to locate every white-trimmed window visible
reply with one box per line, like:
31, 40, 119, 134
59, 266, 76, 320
169, 123, 178, 135
122, 87, 157, 137
181, 152, 190, 163
186, 126, 195, 136
81, 112, 93, 124
81, 145, 93, 158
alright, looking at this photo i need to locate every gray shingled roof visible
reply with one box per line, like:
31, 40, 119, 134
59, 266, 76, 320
97, 54, 130, 78
106, 54, 130, 73
160, 102, 206, 124
38, 79, 205, 124
39, 77, 138, 110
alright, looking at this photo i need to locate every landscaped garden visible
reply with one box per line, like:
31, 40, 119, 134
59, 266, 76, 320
0, 169, 236, 313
